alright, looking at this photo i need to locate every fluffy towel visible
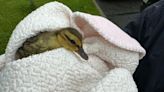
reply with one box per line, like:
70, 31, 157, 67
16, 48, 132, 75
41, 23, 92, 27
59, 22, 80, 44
0, 2, 145, 92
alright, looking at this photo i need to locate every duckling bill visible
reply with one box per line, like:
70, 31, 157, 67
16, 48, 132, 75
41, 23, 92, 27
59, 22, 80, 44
15, 27, 88, 60
76, 47, 88, 60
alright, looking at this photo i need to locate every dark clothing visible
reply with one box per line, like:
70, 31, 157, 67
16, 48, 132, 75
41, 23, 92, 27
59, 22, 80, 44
124, 0, 164, 92
141, 0, 160, 10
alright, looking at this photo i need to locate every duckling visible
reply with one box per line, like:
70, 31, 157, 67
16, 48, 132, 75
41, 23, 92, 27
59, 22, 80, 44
15, 27, 88, 60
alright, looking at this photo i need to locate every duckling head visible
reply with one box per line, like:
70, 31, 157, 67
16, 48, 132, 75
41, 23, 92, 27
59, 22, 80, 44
57, 28, 88, 60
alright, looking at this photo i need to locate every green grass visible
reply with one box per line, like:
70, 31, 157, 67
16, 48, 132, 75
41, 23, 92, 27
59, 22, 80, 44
0, 0, 100, 54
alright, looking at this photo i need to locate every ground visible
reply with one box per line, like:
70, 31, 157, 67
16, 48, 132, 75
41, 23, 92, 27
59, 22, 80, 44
0, 0, 100, 54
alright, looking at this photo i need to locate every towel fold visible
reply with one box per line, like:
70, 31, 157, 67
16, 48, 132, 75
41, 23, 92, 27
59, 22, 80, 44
0, 1, 146, 92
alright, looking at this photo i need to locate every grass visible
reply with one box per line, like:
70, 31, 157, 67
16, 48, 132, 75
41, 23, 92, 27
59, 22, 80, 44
0, 0, 100, 54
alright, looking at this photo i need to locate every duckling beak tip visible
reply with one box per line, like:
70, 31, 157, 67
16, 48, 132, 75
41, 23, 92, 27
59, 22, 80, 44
77, 48, 88, 60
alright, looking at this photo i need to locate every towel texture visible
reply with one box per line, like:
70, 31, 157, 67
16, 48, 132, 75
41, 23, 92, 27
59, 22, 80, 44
0, 2, 145, 92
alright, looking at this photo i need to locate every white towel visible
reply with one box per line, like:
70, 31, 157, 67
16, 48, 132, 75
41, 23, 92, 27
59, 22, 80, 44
0, 2, 145, 92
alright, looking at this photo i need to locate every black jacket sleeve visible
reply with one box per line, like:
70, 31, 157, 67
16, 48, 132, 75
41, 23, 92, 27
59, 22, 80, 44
124, 0, 164, 92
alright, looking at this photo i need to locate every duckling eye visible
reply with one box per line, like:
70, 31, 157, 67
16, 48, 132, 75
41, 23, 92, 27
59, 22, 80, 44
70, 39, 76, 44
